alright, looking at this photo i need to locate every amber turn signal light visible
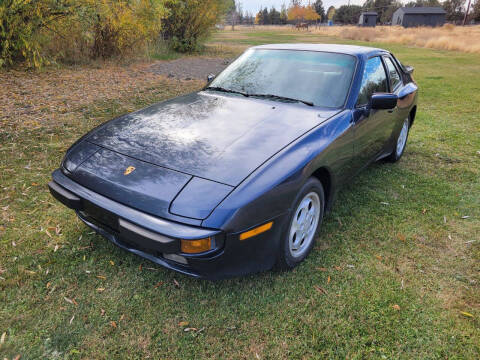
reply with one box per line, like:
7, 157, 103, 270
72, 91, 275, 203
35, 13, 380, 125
180, 237, 212, 254
239, 221, 273, 241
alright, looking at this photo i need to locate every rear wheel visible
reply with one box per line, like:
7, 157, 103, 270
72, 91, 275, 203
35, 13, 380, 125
276, 177, 324, 269
387, 117, 410, 162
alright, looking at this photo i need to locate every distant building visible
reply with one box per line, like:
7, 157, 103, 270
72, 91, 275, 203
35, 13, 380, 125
392, 7, 446, 28
358, 12, 377, 27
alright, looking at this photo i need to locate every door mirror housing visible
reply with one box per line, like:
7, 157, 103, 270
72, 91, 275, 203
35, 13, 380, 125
370, 93, 398, 110
207, 74, 215, 82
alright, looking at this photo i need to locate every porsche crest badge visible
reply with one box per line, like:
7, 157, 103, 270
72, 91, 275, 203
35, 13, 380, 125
124, 166, 135, 175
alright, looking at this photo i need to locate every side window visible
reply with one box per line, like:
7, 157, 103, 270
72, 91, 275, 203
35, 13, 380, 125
384, 57, 402, 90
357, 57, 388, 106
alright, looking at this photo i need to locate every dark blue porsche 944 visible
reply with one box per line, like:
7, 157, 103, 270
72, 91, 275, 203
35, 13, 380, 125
49, 44, 418, 279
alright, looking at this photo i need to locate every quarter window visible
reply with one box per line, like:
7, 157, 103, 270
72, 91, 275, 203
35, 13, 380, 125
384, 57, 402, 90
357, 57, 388, 106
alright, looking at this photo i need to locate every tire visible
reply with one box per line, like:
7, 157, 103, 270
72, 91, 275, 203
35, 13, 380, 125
276, 177, 325, 270
387, 116, 410, 162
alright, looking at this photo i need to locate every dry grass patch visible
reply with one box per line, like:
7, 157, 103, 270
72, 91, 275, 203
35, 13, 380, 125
228, 24, 480, 54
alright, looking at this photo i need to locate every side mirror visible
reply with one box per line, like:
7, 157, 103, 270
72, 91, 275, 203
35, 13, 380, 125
370, 93, 398, 110
207, 74, 215, 82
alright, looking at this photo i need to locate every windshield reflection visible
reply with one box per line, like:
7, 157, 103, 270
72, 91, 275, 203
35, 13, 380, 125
209, 49, 356, 108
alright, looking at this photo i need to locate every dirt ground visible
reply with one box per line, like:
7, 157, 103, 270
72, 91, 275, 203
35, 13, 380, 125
148, 57, 230, 80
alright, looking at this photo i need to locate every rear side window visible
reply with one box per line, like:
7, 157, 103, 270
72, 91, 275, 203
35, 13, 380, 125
384, 57, 402, 90
357, 57, 388, 106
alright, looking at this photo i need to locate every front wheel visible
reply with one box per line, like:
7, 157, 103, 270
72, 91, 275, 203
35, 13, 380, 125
276, 177, 324, 270
387, 117, 410, 162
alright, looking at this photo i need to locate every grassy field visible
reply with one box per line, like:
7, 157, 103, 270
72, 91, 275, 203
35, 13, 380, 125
1, 27, 479, 359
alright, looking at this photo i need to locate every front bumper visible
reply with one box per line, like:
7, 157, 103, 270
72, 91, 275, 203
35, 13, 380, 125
49, 169, 285, 279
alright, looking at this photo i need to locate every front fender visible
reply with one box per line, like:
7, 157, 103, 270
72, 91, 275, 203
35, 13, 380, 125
202, 110, 354, 232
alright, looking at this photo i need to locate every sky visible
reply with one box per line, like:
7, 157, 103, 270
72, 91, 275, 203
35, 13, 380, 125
239, 0, 365, 14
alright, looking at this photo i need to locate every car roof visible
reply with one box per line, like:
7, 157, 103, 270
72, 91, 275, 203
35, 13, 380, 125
252, 43, 386, 57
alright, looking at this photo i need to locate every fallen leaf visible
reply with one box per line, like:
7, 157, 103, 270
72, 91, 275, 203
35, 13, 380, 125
173, 279, 180, 288
397, 233, 406, 242
392, 304, 401, 311
13, 355, 21, 360
69, 315, 75, 324
184, 327, 197, 332
1, 331, 6, 345
314, 286, 328, 295
375, 255, 382, 260
12, 241, 16, 247
327, 276, 331, 284
460, 311, 474, 318
54, 244, 59, 252
64, 297, 74, 305
109, 260, 115, 266
101, 309, 105, 316
96, 275, 106, 280
422, 208, 427, 214
154, 281, 163, 288
381, 202, 389, 205
110, 321, 117, 329
138, 264, 142, 271
96, 288, 105, 292
334, 266, 342, 271
178, 321, 189, 327
316, 267, 327, 272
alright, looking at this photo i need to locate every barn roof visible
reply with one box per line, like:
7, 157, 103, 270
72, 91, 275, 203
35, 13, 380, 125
397, 7, 446, 14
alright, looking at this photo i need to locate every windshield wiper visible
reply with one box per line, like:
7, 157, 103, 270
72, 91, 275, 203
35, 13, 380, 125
249, 93, 314, 107
205, 86, 249, 97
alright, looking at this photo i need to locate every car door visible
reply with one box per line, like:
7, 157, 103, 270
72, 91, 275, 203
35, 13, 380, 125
382, 55, 408, 142
352, 56, 394, 168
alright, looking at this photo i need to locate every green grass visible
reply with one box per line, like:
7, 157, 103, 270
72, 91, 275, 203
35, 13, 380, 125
1, 28, 479, 359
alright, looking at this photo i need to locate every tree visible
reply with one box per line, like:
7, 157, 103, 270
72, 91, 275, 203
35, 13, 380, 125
288, 2, 319, 23
288, 3, 305, 23
405, 0, 440, 6
269, 7, 281, 24
443, 0, 466, 22
334, 5, 362, 24
326, 6, 336, 21
280, 4, 288, 24
305, 4, 320, 21
313, 0, 326, 21
226, 0, 237, 30
363, 0, 401, 23
473, 0, 480, 21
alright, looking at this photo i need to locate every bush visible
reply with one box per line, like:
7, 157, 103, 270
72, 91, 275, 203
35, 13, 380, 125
0, 0, 229, 68
0, 0, 73, 68
162, 0, 228, 52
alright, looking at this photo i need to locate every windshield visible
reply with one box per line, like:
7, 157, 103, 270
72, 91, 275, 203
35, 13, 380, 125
208, 49, 356, 108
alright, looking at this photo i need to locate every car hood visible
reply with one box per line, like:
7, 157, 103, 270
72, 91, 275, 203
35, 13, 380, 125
85, 91, 339, 186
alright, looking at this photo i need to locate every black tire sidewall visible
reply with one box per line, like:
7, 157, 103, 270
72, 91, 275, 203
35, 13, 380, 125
278, 177, 325, 269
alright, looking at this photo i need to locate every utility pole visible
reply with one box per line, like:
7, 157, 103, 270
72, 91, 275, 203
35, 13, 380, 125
463, 0, 472, 25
